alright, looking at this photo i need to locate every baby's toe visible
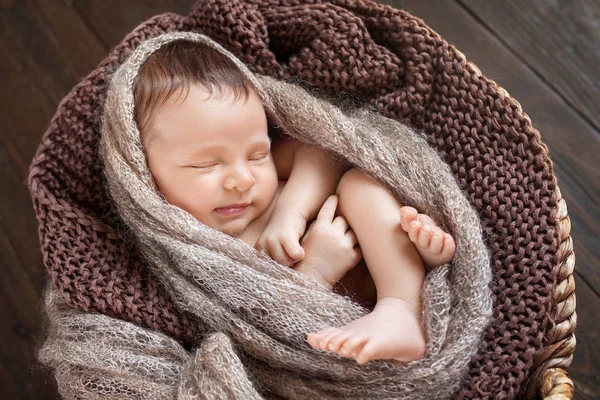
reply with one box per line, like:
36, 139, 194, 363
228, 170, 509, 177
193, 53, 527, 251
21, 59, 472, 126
441, 234, 456, 259
307, 328, 336, 349
408, 220, 421, 243
356, 340, 379, 365
340, 333, 368, 358
417, 224, 433, 248
319, 329, 342, 350
400, 207, 418, 231
309, 327, 335, 340
416, 213, 437, 227
328, 330, 353, 353
429, 232, 444, 254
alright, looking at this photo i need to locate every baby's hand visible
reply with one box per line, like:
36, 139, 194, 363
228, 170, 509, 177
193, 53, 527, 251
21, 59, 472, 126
255, 208, 307, 267
296, 195, 363, 288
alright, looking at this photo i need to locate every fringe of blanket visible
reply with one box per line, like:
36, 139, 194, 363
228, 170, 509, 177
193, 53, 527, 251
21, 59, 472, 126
39, 285, 264, 399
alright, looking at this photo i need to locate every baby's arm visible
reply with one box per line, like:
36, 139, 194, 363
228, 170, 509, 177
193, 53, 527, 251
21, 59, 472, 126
256, 138, 348, 266
273, 138, 347, 221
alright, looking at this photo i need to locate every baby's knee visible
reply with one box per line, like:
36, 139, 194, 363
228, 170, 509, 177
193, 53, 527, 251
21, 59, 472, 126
336, 168, 370, 194
336, 168, 404, 225
336, 168, 382, 215
336, 168, 367, 211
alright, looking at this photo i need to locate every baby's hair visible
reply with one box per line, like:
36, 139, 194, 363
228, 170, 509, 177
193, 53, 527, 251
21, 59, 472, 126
133, 39, 256, 148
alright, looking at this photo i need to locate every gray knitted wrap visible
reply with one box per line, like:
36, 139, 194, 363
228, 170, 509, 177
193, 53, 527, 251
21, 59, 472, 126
39, 31, 493, 399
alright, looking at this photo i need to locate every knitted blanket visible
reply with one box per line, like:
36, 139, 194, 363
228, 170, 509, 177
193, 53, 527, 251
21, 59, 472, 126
28, 0, 561, 398
40, 31, 492, 399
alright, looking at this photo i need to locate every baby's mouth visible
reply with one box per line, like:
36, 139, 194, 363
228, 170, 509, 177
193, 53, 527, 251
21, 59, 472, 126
214, 203, 250, 216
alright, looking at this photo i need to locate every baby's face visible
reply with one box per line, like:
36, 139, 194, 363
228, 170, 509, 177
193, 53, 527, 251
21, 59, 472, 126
145, 84, 279, 237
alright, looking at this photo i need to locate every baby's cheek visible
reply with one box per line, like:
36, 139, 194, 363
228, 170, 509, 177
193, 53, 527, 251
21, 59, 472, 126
262, 168, 279, 201
181, 180, 218, 222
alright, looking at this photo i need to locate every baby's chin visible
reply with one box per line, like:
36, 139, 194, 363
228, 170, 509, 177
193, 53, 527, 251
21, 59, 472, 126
212, 217, 251, 238
220, 225, 246, 237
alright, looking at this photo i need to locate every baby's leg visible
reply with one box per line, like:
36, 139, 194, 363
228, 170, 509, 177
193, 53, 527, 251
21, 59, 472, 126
306, 169, 428, 364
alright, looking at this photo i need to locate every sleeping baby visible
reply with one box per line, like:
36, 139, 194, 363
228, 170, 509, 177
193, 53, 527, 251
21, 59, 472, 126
133, 39, 456, 365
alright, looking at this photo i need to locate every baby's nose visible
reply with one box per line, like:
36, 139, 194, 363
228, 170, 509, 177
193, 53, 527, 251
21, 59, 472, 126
224, 164, 256, 191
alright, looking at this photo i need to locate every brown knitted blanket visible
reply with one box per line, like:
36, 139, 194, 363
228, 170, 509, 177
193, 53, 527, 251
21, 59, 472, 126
28, 0, 560, 398
40, 30, 493, 398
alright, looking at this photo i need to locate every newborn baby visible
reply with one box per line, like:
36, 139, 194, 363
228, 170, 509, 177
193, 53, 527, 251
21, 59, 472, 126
134, 39, 456, 364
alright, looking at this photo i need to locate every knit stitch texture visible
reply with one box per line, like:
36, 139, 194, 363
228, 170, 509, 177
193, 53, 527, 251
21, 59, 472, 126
28, 1, 560, 398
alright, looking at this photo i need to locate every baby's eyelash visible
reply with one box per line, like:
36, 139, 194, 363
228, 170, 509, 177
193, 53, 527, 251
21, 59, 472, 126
191, 163, 218, 169
249, 153, 269, 161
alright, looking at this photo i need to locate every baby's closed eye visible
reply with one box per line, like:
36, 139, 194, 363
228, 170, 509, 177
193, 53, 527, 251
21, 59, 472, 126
249, 153, 270, 162
189, 154, 269, 171
190, 162, 219, 171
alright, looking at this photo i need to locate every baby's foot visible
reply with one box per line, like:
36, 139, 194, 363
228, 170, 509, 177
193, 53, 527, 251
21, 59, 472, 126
306, 297, 426, 364
399, 207, 456, 267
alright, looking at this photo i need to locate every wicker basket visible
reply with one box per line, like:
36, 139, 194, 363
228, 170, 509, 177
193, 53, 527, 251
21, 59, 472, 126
532, 186, 576, 399
27, 0, 578, 397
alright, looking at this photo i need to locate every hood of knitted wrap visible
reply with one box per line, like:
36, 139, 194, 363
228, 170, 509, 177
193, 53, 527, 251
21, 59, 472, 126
99, 31, 493, 399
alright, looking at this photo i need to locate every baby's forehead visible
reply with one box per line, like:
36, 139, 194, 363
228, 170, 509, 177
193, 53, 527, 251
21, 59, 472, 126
177, 132, 272, 156
200, 134, 273, 148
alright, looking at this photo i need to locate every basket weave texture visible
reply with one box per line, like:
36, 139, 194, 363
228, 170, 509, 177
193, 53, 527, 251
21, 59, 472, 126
27, 0, 576, 398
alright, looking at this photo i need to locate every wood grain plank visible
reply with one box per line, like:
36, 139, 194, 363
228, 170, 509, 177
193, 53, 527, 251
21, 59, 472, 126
0, 1, 108, 398
0, 15, 60, 400
0, 0, 105, 163
31, 0, 109, 78
0, 238, 53, 400
1, 1, 75, 105
74, 0, 195, 48
0, 130, 57, 400
383, 0, 599, 396
458, 0, 600, 132
0, 33, 56, 166
0, 204, 56, 399
0, 37, 53, 296
0, 0, 109, 265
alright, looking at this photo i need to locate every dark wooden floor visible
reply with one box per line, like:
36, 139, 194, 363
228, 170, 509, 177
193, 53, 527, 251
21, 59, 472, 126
0, 1, 598, 399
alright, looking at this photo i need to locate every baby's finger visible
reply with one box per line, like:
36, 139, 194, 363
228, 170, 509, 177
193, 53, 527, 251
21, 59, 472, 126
254, 237, 266, 253
332, 215, 349, 232
316, 195, 338, 224
282, 236, 305, 261
270, 242, 296, 267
